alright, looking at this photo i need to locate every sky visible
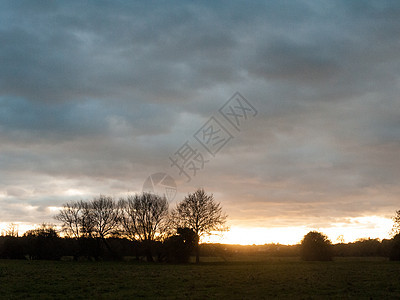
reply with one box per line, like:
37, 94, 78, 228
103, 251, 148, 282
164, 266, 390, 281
0, 1, 399, 244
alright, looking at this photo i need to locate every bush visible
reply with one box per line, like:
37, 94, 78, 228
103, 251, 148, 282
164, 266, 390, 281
164, 228, 197, 263
301, 231, 333, 261
389, 234, 400, 261
23, 224, 62, 260
0, 236, 25, 259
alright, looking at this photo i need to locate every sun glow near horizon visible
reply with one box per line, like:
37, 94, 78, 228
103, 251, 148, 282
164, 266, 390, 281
0, 222, 37, 237
202, 226, 309, 245
203, 216, 394, 245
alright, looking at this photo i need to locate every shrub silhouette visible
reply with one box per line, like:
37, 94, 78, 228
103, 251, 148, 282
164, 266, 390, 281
0, 236, 25, 259
24, 224, 62, 260
164, 228, 197, 263
389, 234, 400, 261
300, 231, 333, 261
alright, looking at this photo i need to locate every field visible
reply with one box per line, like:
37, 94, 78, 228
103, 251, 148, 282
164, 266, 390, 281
1, 257, 399, 299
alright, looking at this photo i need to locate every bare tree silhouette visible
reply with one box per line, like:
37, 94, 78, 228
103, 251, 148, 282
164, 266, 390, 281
172, 188, 227, 263
391, 210, 400, 236
55, 196, 121, 259
55, 202, 84, 238
3, 223, 19, 237
119, 193, 169, 262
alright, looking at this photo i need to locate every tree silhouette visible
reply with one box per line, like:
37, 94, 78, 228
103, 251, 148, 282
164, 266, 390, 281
55, 201, 85, 238
89, 195, 121, 239
55, 196, 121, 259
120, 193, 169, 262
172, 188, 227, 263
54, 199, 109, 239
389, 234, 400, 261
3, 223, 19, 237
391, 210, 400, 236
300, 231, 333, 261
89, 196, 121, 259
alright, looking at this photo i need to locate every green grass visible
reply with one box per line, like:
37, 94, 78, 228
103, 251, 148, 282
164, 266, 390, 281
0, 257, 399, 299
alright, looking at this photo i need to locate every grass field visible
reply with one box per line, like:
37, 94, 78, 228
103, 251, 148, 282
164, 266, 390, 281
1, 257, 399, 299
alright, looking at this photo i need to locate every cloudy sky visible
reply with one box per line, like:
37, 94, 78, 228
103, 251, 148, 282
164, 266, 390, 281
1, 1, 399, 243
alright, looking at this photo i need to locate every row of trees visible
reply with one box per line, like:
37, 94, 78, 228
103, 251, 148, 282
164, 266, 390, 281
300, 231, 400, 261
0, 224, 199, 262
1, 195, 399, 262
2, 228, 400, 261
297, 211, 400, 261
54, 188, 227, 262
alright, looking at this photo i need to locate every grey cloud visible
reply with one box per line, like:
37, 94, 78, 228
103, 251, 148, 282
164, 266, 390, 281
0, 1, 243, 104
0, 1, 399, 236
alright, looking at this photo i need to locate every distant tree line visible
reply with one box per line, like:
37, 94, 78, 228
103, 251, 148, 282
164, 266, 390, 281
0, 189, 227, 263
301, 230, 400, 261
1, 229, 400, 262
187, 233, 400, 262
1, 199, 400, 262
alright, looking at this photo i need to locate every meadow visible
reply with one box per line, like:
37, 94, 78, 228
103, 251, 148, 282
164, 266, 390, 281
1, 257, 399, 299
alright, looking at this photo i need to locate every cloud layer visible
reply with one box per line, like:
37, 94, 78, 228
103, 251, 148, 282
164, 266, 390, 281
0, 1, 399, 238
